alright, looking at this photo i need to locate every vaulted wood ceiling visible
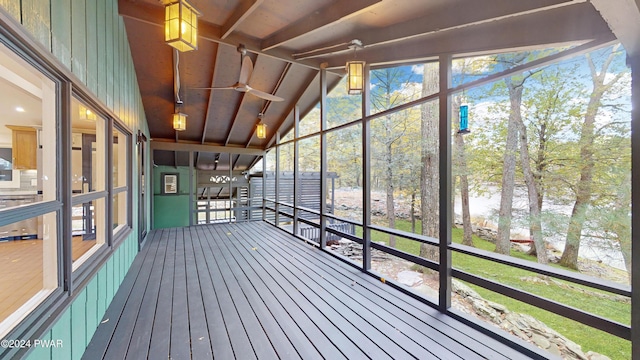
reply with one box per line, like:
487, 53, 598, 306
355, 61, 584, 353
119, 0, 629, 170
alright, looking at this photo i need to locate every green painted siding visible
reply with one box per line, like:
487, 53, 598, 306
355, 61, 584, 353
0, 0, 21, 20
0, 0, 150, 358
50, 0, 72, 68
71, 0, 86, 83
21, 0, 51, 49
153, 166, 193, 229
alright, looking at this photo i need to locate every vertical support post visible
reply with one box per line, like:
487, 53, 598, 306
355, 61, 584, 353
150, 145, 156, 229
293, 105, 300, 236
630, 53, 640, 360
320, 68, 328, 248
362, 63, 372, 271
106, 118, 114, 246
229, 153, 233, 222
189, 150, 193, 226
60, 81, 72, 292
275, 132, 280, 226
438, 54, 452, 311
262, 150, 266, 222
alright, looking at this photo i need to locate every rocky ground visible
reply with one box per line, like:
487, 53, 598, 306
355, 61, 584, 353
329, 239, 614, 360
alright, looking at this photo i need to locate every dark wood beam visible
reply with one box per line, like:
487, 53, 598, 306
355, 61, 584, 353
260, 0, 382, 51
202, 45, 223, 144
293, 0, 580, 60
322, 2, 614, 68
221, 0, 263, 39
264, 71, 318, 148
118, 1, 323, 71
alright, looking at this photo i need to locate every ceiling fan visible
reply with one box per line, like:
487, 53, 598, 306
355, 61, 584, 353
192, 45, 284, 102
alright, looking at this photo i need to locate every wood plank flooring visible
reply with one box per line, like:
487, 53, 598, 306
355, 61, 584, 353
84, 222, 535, 359
0, 236, 97, 322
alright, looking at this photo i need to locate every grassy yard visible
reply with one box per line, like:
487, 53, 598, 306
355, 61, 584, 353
357, 219, 631, 360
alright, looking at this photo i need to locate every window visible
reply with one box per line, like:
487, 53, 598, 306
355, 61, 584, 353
112, 126, 129, 235
0, 42, 58, 338
71, 98, 107, 269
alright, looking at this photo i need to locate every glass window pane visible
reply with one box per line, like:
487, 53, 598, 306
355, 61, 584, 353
327, 76, 362, 129
369, 99, 438, 240
71, 98, 106, 193
112, 127, 127, 188
327, 124, 362, 224
0, 211, 57, 337
113, 191, 127, 231
370, 62, 437, 115
72, 198, 106, 267
0, 42, 57, 208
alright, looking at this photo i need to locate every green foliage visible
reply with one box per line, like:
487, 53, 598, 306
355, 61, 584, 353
361, 218, 630, 359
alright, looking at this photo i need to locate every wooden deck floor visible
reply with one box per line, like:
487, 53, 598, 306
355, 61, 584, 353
84, 222, 534, 360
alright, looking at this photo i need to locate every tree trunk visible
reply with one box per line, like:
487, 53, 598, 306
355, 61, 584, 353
495, 76, 524, 255
559, 47, 621, 269
453, 96, 473, 247
419, 63, 439, 261
515, 115, 547, 263
385, 118, 396, 248
411, 192, 416, 233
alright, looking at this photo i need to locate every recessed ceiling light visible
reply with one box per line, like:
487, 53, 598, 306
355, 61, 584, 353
15, 107, 25, 112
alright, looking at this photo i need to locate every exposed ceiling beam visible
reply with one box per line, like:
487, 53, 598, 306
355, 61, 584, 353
590, 0, 640, 57
293, 0, 584, 60
151, 139, 265, 155
118, 1, 326, 71
201, 45, 223, 144
261, 0, 382, 51
323, 2, 614, 68
221, 0, 263, 39
263, 71, 318, 148
244, 61, 292, 147
224, 92, 249, 146
247, 156, 261, 171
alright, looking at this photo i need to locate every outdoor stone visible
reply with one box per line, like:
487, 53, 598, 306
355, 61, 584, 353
547, 343, 562, 357
565, 340, 588, 360
397, 270, 423, 287
472, 300, 499, 321
586, 351, 611, 360
486, 300, 508, 313
531, 334, 551, 349
413, 284, 438, 299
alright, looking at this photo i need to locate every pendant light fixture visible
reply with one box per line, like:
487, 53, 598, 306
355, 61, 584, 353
346, 39, 365, 95
165, 0, 200, 52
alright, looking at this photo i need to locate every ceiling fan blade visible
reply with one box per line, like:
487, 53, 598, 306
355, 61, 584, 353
246, 87, 284, 102
238, 56, 253, 84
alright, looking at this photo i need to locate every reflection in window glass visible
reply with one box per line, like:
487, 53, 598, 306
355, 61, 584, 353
113, 191, 127, 231
71, 198, 106, 266
0, 212, 57, 337
71, 98, 106, 193
0, 43, 56, 208
113, 128, 127, 188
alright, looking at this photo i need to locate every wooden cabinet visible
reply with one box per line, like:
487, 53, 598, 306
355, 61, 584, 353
6, 125, 37, 170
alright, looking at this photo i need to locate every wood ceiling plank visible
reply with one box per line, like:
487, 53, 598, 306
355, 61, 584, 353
221, 0, 264, 39
261, 0, 382, 51
322, 2, 614, 68
591, 0, 640, 57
